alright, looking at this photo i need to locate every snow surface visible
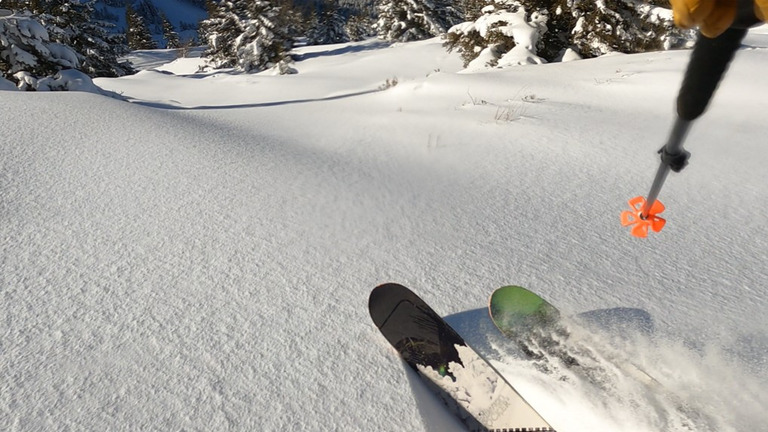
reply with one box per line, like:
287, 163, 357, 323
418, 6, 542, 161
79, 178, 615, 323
3, 29, 768, 431
418, 343, 551, 429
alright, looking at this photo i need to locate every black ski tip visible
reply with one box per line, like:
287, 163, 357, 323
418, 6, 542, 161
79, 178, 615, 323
369, 283, 414, 328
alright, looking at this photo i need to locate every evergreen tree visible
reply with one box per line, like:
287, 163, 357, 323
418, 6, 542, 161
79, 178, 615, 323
1, 0, 35, 12
161, 13, 181, 48
201, 0, 294, 73
458, 0, 487, 21
345, 13, 375, 42
445, 0, 689, 68
0, 11, 79, 84
566, 0, 670, 57
45, 0, 134, 77
204, 0, 218, 16
132, 0, 162, 33
444, 4, 518, 67
1, 1, 133, 85
235, 0, 292, 72
200, 0, 247, 68
276, 0, 306, 41
375, 0, 463, 42
307, 0, 348, 45
126, 3, 157, 50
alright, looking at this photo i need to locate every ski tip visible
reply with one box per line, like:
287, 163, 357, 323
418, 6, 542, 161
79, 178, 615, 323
369, 283, 411, 327
620, 196, 666, 238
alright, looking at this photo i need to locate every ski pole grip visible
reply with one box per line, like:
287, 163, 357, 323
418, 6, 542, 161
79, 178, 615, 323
677, 27, 747, 121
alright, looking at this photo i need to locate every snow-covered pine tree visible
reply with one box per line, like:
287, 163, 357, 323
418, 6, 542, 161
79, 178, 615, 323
275, 0, 306, 42
375, 0, 464, 42
126, 3, 157, 50
1, 11, 79, 84
161, 12, 181, 48
200, 0, 247, 68
132, 0, 163, 33
566, 0, 675, 57
1, 1, 29, 11
445, 0, 690, 69
307, 0, 349, 45
458, 0, 487, 20
234, 0, 293, 72
46, 0, 133, 77
2, 0, 132, 78
443, 3, 523, 67
201, 0, 294, 73
345, 13, 375, 42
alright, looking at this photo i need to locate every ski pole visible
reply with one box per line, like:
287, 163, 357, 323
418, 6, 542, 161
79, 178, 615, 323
621, 26, 749, 238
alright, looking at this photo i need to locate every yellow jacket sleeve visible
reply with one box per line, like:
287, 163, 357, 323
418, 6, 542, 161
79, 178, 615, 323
670, 0, 738, 37
755, 0, 768, 20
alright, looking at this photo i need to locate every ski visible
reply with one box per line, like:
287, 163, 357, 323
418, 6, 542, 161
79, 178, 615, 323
369, 282, 556, 432
488, 285, 656, 384
488, 285, 562, 342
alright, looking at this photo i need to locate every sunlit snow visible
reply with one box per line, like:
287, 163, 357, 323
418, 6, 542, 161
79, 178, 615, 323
2, 28, 767, 431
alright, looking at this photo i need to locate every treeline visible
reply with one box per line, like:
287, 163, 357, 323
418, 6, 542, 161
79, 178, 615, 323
1, 0, 688, 89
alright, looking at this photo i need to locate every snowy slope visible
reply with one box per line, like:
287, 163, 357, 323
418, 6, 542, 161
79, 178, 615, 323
2, 31, 768, 431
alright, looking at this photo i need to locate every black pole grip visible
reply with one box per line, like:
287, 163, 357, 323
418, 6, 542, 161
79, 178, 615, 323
677, 28, 747, 121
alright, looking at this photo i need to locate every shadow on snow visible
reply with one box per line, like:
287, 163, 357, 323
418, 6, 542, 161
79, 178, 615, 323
290, 39, 391, 62
126, 88, 382, 110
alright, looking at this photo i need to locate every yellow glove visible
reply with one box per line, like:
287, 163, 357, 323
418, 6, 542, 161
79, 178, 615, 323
756, 0, 768, 20
670, 0, 738, 38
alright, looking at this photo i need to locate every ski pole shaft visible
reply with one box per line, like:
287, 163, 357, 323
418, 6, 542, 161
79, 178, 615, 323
641, 118, 691, 218
640, 27, 747, 218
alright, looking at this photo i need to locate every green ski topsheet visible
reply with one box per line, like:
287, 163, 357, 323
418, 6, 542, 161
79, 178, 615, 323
488, 286, 560, 338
